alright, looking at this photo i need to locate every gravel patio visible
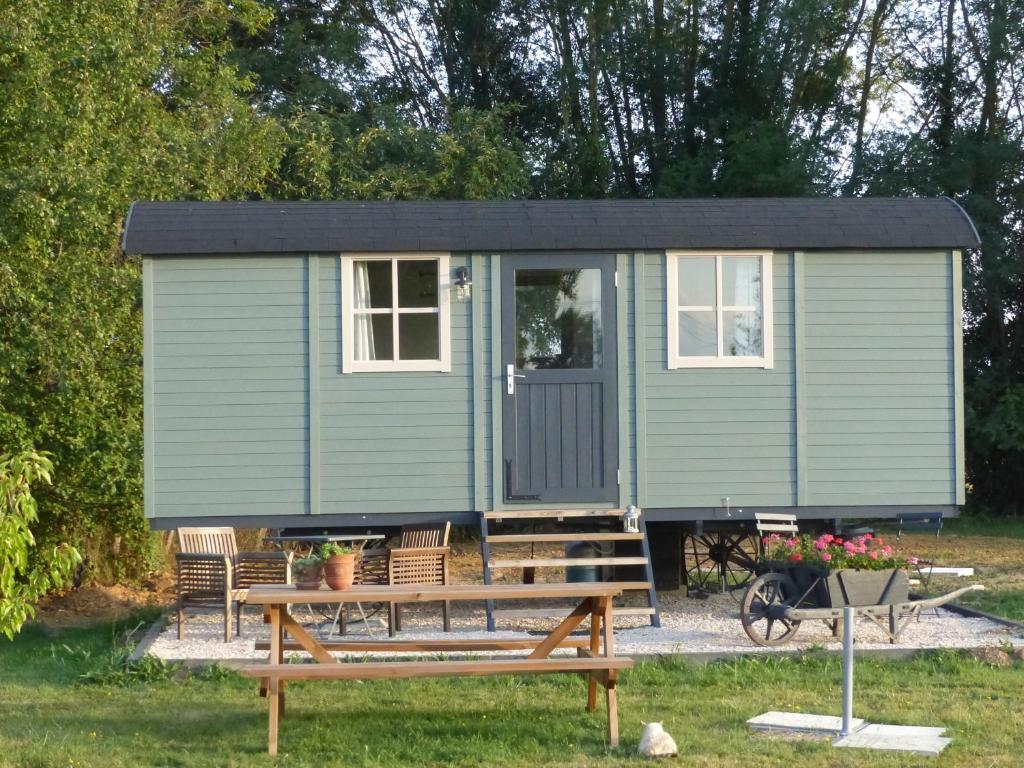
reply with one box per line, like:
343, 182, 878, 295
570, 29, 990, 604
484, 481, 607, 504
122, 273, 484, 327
146, 588, 1023, 663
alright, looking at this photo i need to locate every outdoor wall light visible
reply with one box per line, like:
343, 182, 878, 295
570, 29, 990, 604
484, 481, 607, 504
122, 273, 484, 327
453, 265, 473, 302
623, 504, 641, 533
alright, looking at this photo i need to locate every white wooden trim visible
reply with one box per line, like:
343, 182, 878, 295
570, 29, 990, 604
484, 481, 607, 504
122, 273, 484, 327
340, 252, 451, 373
666, 250, 774, 370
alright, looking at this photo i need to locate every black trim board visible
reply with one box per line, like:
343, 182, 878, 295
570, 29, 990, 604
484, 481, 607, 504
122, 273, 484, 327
642, 505, 959, 522
146, 505, 958, 530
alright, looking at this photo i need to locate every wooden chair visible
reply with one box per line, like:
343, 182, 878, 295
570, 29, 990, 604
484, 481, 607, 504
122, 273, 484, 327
754, 512, 799, 542
895, 511, 946, 593
353, 522, 452, 636
176, 527, 291, 642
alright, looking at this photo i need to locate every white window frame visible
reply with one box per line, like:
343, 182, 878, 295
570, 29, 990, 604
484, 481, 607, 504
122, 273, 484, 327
666, 250, 774, 369
341, 252, 451, 373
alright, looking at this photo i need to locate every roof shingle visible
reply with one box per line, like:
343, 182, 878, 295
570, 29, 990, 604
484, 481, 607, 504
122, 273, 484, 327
122, 197, 980, 255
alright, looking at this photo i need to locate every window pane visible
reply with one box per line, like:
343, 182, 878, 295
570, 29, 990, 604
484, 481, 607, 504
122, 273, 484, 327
397, 260, 439, 308
722, 256, 761, 307
353, 260, 392, 309
353, 313, 393, 360
677, 257, 716, 306
515, 268, 602, 369
723, 310, 762, 357
678, 310, 717, 356
399, 313, 440, 360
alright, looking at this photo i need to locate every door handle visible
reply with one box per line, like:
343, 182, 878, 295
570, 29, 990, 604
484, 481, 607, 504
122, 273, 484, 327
506, 364, 525, 395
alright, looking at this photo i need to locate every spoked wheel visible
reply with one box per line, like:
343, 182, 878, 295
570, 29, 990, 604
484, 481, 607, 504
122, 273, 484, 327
740, 572, 802, 646
682, 530, 759, 595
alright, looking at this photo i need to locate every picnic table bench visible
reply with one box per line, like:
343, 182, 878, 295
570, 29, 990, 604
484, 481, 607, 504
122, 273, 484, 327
242, 583, 633, 755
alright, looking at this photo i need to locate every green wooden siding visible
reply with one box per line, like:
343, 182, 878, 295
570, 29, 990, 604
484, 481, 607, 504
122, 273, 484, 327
803, 251, 955, 504
146, 248, 959, 522
148, 256, 309, 519
317, 254, 479, 513
640, 252, 796, 508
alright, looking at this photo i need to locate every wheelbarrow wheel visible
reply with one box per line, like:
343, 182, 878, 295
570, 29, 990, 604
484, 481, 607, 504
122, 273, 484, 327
740, 572, 802, 646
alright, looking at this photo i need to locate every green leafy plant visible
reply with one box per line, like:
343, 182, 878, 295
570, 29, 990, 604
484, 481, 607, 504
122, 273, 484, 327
319, 542, 354, 559
761, 533, 910, 572
0, 451, 81, 639
293, 554, 322, 569
77, 648, 179, 686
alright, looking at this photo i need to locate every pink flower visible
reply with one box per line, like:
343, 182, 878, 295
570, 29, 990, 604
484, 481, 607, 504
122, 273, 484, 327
769, 533, 781, 542
844, 541, 857, 553
862, 533, 873, 540
814, 539, 828, 550
869, 551, 879, 560
786, 537, 799, 548
908, 556, 919, 565
882, 545, 893, 556
820, 552, 832, 562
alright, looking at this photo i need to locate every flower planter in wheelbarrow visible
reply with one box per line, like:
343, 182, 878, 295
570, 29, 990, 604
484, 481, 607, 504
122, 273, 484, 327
742, 565, 911, 646
756, 563, 910, 608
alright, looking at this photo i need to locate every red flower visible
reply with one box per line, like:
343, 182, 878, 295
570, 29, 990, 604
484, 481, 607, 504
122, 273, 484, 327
788, 553, 803, 562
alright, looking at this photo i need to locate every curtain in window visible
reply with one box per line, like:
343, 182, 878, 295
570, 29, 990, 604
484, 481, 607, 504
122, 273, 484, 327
725, 257, 762, 356
729, 258, 761, 306
353, 261, 375, 360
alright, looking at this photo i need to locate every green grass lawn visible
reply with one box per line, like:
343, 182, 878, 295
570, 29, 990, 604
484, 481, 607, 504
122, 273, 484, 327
1, 617, 1023, 768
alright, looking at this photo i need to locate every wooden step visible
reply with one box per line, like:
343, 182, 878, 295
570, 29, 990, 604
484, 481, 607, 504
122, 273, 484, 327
484, 509, 623, 520
610, 607, 657, 616
491, 606, 657, 619
482, 581, 651, 593
488, 556, 648, 569
486, 532, 644, 543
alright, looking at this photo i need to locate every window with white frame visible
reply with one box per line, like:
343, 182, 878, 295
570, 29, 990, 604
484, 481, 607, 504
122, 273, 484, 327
341, 253, 451, 372
666, 251, 773, 369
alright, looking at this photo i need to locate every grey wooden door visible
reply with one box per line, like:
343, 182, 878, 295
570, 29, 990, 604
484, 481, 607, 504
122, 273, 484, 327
500, 254, 618, 503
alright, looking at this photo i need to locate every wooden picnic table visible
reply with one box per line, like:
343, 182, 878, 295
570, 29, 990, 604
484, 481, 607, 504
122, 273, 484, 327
243, 582, 633, 755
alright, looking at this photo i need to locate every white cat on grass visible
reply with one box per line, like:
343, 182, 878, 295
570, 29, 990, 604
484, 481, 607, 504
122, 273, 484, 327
638, 722, 678, 757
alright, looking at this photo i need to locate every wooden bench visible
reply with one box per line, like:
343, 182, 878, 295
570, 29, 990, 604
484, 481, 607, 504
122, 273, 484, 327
241, 656, 631, 752
242, 583, 632, 755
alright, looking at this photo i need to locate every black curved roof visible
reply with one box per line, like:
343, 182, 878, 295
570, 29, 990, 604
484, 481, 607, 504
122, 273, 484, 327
122, 197, 980, 255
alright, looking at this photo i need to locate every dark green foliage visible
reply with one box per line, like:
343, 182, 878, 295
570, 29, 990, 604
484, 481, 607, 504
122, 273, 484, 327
1, 0, 1022, 598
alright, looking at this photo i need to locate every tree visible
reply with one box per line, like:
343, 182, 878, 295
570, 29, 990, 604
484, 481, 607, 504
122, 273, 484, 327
0, 0, 284, 577
0, 451, 80, 639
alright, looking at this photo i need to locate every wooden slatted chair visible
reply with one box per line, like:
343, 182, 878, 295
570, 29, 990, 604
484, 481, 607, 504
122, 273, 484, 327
352, 522, 452, 636
176, 527, 291, 642
754, 512, 799, 545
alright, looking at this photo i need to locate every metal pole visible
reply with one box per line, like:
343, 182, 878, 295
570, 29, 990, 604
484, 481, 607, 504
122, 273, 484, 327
841, 605, 855, 736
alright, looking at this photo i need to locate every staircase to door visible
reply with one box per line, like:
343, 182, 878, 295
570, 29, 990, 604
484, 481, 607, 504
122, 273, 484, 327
479, 509, 660, 631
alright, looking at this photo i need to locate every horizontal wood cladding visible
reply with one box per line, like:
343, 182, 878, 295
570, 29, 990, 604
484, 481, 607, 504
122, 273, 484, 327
642, 252, 796, 508
149, 256, 309, 517
316, 254, 479, 513
803, 251, 955, 504
146, 247, 959, 523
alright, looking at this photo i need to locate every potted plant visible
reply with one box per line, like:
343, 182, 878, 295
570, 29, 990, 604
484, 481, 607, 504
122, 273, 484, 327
320, 542, 357, 590
293, 555, 323, 590
760, 532, 915, 608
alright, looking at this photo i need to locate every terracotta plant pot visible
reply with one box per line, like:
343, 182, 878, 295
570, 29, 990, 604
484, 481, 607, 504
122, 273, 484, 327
324, 553, 356, 590
294, 566, 323, 590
